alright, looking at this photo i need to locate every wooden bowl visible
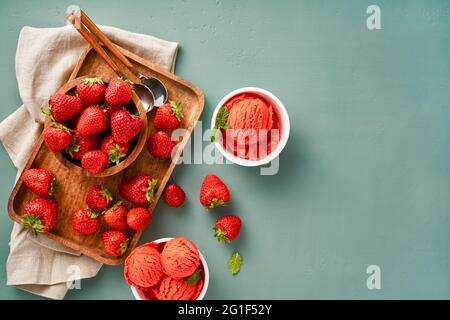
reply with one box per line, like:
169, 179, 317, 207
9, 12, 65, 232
45, 76, 148, 177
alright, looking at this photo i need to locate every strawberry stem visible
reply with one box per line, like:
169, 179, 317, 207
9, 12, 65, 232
169, 100, 184, 121
86, 209, 101, 219
21, 214, 45, 233
208, 198, 225, 209
118, 239, 129, 256
100, 187, 113, 202
213, 227, 230, 243
82, 77, 104, 85
145, 178, 158, 204
107, 144, 125, 166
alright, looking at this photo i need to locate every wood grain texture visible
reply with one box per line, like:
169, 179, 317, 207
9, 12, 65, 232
8, 44, 204, 265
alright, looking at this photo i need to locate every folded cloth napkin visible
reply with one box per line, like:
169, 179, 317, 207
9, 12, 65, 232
0, 25, 178, 300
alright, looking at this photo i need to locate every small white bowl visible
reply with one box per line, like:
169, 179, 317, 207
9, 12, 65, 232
130, 237, 209, 300
211, 87, 290, 166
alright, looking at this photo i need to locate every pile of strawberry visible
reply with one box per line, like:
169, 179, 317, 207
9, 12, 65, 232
41, 77, 143, 174
19, 166, 242, 264
72, 173, 165, 256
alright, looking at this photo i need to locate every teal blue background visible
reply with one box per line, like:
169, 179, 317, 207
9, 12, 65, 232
0, 0, 449, 299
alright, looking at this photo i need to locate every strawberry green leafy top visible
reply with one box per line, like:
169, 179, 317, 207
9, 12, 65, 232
169, 100, 184, 121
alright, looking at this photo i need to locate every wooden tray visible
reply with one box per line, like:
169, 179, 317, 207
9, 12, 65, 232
7, 44, 204, 265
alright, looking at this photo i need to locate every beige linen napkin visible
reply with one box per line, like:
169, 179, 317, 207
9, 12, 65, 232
0, 25, 178, 300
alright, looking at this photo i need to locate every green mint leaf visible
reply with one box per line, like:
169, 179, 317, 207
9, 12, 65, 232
228, 252, 243, 275
211, 106, 229, 142
186, 269, 202, 286
215, 106, 229, 129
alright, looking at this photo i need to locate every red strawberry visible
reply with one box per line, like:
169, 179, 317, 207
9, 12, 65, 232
22, 169, 56, 197
105, 78, 132, 106
100, 135, 129, 165
110, 110, 142, 143
127, 207, 152, 231
22, 197, 58, 232
86, 185, 113, 211
214, 215, 242, 242
76, 77, 106, 107
43, 123, 73, 152
76, 106, 107, 136
103, 202, 128, 231
42, 93, 82, 122
102, 230, 129, 257
72, 209, 100, 235
163, 183, 185, 208
199, 174, 230, 208
118, 175, 158, 206
102, 104, 123, 120
81, 150, 108, 174
147, 131, 175, 159
153, 101, 184, 131
66, 130, 101, 160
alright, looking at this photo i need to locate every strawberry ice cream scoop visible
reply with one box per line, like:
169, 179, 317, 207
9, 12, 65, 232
160, 238, 200, 279
124, 244, 163, 288
151, 276, 197, 300
226, 94, 274, 132
222, 93, 280, 160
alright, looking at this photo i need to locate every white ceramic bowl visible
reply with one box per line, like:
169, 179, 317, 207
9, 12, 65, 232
211, 87, 290, 166
130, 237, 209, 300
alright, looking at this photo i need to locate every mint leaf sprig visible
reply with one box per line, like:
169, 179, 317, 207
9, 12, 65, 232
228, 252, 243, 276
210, 106, 230, 142
186, 269, 202, 286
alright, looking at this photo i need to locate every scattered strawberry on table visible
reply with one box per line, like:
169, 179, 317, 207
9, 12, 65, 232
200, 174, 230, 208
153, 101, 184, 131
214, 215, 242, 242
147, 131, 175, 159
72, 209, 101, 235
41, 77, 143, 175
102, 230, 129, 257
86, 185, 113, 211
127, 207, 152, 231
22, 197, 58, 233
163, 183, 186, 208
119, 175, 158, 206
76, 77, 106, 107
103, 202, 128, 231
22, 168, 56, 197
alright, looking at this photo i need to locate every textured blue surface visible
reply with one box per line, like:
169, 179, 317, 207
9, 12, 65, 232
0, 0, 449, 299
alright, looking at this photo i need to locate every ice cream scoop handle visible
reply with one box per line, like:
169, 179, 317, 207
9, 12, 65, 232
80, 11, 140, 76
67, 13, 124, 77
